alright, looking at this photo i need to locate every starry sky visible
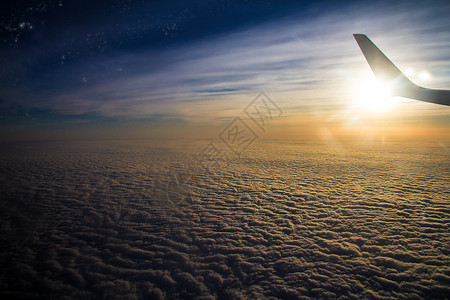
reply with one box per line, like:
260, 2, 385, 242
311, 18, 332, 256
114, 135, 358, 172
0, 0, 449, 141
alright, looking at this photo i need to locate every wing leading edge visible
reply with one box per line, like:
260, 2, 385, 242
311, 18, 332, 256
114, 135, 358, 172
353, 34, 450, 106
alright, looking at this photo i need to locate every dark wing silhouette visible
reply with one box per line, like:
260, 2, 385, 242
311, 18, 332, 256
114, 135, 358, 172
353, 34, 450, 106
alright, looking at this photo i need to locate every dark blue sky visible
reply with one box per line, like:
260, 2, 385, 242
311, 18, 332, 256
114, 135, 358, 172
0, 1, 323, 116
0, 1, 334, 90
1, 0, 449, 140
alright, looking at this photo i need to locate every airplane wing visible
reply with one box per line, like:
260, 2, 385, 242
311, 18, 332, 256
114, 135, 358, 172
353, 34, 450, 106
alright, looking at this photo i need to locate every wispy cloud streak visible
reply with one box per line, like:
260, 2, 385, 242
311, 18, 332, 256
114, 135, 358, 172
3, 2, 450, 125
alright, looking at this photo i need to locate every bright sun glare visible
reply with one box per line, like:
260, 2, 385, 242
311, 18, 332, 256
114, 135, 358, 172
353, 77, 394, 113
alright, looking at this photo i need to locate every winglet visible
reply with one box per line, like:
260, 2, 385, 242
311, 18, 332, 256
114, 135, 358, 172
353, 34, 415, 95
353, 34, 450, 106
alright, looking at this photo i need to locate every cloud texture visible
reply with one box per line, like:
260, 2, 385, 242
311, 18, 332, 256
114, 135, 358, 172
0, 139, 448, 298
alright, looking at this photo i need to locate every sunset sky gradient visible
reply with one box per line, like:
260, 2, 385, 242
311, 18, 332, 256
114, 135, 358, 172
0, 0, 449, 141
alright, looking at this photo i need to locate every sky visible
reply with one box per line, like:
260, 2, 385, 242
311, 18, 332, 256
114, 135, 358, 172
0, 0, 449, 141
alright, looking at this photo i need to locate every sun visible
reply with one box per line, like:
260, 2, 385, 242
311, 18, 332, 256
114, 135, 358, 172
352, 77, 395, 113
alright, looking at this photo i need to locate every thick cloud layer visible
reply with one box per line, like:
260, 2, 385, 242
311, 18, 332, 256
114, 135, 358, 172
0, 139, 449, 299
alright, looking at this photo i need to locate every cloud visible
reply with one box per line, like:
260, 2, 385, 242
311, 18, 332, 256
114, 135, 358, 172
1, 139, 449, 298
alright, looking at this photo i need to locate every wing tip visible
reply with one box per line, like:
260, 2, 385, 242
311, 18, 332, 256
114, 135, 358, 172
353, 33, 368, 42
